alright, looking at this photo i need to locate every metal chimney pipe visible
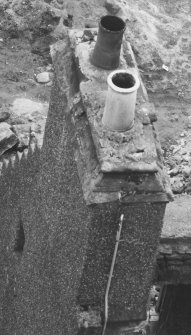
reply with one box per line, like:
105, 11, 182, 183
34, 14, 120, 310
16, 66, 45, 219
91, 15, 126, 70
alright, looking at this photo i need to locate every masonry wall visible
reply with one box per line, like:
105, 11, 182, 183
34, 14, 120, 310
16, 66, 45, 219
78, 202, 166, 322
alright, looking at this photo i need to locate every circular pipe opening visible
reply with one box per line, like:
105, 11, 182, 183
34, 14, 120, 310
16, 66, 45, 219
107, 70, 140, 93
112, 73, 135, 89
101, 15, 125, 32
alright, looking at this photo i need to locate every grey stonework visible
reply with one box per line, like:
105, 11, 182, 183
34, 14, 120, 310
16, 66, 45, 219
0, 28, 189, 335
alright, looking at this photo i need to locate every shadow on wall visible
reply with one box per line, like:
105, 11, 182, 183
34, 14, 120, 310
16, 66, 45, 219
156, 284, 191, 335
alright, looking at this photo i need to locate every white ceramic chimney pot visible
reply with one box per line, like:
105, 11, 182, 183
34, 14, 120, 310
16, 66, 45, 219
102, 69, 140, 132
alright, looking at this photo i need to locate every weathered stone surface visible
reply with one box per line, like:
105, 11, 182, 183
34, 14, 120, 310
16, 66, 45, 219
0, 122, 18, 155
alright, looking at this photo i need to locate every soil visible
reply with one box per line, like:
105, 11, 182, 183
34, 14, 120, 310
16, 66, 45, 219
0, 0, 190, 189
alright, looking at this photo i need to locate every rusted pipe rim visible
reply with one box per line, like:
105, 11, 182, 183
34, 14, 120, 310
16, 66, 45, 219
107, 70, 140, 93
100, 15, 126, 33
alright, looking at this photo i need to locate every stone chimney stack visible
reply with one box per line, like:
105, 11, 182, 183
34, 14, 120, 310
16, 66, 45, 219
66, 28, 171, 333
11, 29, 171, 335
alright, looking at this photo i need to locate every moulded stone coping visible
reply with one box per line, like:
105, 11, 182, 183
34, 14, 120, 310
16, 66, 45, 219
70, 30, 161, 174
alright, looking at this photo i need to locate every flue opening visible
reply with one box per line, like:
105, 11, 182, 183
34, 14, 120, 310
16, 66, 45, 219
101, 15, 125, 32
112, 72, 135, 89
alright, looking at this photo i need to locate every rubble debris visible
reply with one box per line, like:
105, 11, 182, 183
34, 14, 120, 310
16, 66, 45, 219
0, 122, 18, 156
165, 131, 191, 194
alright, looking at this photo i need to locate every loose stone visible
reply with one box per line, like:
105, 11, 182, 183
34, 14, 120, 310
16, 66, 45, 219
0, 111, 10, 122
36, 72, 50, 84
182, 166, 191, 178
104, 0, 121, 14
171, 177, 184, 194
182, 155, 190, 162
168, 166, 179, 176
173, 154, 182, 164
0, 122, 18, 156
